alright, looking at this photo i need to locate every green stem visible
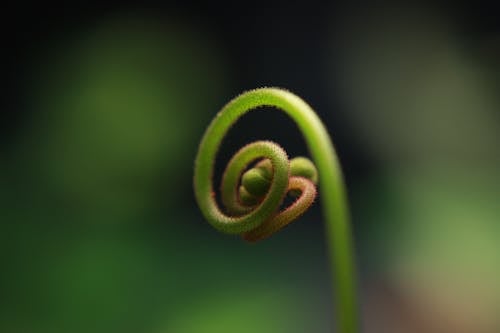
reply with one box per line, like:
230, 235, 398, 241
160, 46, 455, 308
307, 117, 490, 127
194, 87, 358, 333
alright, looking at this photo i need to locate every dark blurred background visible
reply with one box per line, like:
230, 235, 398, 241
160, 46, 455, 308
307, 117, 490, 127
1, 1, 499, 332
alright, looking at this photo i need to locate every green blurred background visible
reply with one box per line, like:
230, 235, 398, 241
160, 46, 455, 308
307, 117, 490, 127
2, 1, 499, 332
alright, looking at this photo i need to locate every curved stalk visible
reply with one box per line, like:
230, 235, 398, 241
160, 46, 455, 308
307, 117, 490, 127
193, 87, 358, 333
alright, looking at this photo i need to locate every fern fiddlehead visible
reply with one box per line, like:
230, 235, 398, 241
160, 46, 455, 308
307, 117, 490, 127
193, 87, 358, 333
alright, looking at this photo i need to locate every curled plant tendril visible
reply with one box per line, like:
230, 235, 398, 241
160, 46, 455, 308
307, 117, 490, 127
194, 88, 358, 333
